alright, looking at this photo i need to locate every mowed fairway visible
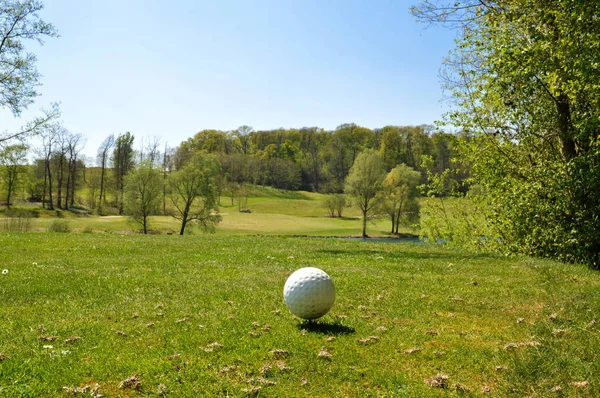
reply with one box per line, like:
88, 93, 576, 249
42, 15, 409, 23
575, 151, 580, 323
1, 234, 600, 396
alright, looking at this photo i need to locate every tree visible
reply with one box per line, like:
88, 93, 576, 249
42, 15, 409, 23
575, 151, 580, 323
124, 162, 163, 234
53, 127, 67, 209
96, 134, 114, 211
344, 149, 386, 238
233, 125, 253, 156
0, 143, 27, 208
141, 136, 161, 166
0, 1, 57, 116
37, 122, 59, 210
64, 132, 85, 207
1, 104, 60, 145
324, 194, 347, 218
412, 1, 600, 267
299, 127, 328, 191
169, 154, 220, 235
113, 132, 135, 214
376, 164, 421, 234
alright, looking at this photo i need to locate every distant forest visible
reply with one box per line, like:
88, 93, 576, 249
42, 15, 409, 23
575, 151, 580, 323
1, 122, 468, 214
175, 123, 466, 193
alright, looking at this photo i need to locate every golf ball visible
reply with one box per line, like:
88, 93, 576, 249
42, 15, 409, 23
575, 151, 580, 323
283, 267, 335, 319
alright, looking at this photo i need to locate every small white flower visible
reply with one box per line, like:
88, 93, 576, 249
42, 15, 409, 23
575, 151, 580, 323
43, 345, 53, 349
287, 256, 294, 259
2, 269, 7, 275
32, 262, 37, 265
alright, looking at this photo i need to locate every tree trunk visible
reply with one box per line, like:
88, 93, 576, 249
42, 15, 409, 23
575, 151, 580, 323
46, 160, 54, 210
56, 155, 64, 209
119, 180, 124, 215
143, 215, 148, 234
179, 206, 190, 235
70, 159, 77, 207
362, 209, 368, 238
179, 218, 188, 236
65, 159, 71, 209
556, 94, 576, 160
6, 177, 13, 210
42, 162, 47, 209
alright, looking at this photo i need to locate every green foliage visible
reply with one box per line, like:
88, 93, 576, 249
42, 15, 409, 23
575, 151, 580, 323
413, 0, 600, 267
47, 219, 71, 233
376, 164, 421, 234
169, 153, 221, 235
0, 144, 28, 209
344, 149, 386, 237
0, 209, 33, 231
124, 161, 163, 234
113, 132, 135, 214
323, 193, 347, 218
0, 0, 58, 118
178, 123, 454, 195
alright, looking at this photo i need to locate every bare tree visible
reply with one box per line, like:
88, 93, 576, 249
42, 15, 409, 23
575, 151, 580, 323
53, 128, 68, 209
234, 125, 253, 156
145, 136, 161, 166
65, 132, 85, 208
38, 123, 59, 210
162, 143, 174, 215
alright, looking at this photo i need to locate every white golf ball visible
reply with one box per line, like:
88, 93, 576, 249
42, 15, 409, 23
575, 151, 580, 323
283, 267, 335, 320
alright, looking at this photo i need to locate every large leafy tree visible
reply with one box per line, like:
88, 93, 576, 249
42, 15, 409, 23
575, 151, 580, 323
169, 154, 220, 235
112, 132, 135, 214
412, 1, 600, 267
124, 161, 163, 234
345, 149, 386, 238
376, 164, 421, 234
0, 0, 58, 144
0, 143, 27, 208
0, 0, 57, 115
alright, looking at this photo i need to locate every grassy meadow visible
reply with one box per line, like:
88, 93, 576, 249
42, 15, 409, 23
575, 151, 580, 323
2, 188, 409, 237
1, 233, 599, 397
1, 190, 599, 396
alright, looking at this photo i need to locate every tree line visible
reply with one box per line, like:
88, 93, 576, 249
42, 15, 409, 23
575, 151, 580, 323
176, 123, 464, 193
1, 122, 457, 235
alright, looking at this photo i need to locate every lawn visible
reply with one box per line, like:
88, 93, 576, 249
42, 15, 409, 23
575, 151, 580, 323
1, 233, 599, 396
4, 188, 415, 237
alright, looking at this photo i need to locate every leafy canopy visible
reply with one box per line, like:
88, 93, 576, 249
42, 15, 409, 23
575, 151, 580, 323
412, 0, 600, 267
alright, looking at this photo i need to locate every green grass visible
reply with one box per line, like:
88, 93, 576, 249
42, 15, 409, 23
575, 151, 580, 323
3, 188, 414, 237
1, 233, 599, 396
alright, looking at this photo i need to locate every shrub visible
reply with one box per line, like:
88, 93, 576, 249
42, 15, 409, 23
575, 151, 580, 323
48, 220, 71, 233
82, 225, 94, 234
0, 210, 33, 232
324, 194, 347, 218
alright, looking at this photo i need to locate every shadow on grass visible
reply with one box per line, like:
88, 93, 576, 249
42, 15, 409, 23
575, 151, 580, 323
296, 320, 355, 335
315, 248, 503, 261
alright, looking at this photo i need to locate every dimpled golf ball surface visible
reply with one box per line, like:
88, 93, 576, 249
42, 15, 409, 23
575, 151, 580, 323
284, 267, 335, 319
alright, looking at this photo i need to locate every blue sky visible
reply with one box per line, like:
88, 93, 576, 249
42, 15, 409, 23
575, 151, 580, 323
0, 0, 456, 158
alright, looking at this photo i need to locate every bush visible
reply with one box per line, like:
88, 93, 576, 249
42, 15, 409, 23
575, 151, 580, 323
0, 210, 33, 232
324, 194, 347, 218
48, 220, 71, 233
82, 225, 94, 234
